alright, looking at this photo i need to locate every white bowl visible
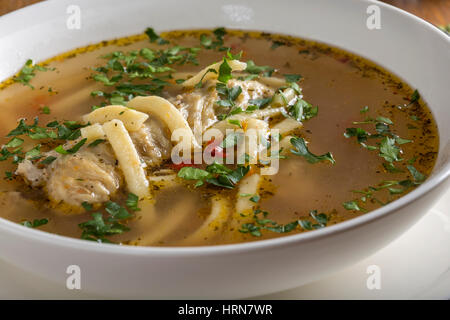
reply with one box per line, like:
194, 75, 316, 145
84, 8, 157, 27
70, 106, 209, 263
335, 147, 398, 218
0, 0, 448, 299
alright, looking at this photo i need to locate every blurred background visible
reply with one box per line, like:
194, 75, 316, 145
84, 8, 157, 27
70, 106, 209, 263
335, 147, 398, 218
0, 0, 449, 28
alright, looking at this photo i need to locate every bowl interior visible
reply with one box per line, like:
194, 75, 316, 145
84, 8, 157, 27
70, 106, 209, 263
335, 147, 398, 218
0, 0, 448, 251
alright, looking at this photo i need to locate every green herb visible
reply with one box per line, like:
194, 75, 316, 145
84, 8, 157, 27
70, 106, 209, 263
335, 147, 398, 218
379, 137, 400, 162
5, 137, 24, 148
249, 195, 260, 203
79, 201, 134, 243
217, 58, 232, 83
245, 60, 274, 77
125, 193, 141, 211
13, 59, 53, 89
240, 209, 328, 237
21, 218, 48, 228
360, 106, 369, 113
248, 97, 272, 109
145, 27, 169, 45
41, 106, 51, 114
290, 137, 335, 164
343, 201, 362, 211
287, 98, 318, 122
205, 164, 250, 189
410, 90, 420, 104
25, 144, 41, 159
344, 127, 370, 144
200, 28, 228, 50
55, 138, 87, 155
227, 119, 242, 128
439, 24, 450, 33
271, 40, 285, 50
407, 165, 426, 182
178, 167, 211, 181
88, 139, 106, 148
91, 43, 200, 106
82, 202, 93, 211
284, 74, 302, 83
383, 162, 403, 173
215, 82, 242, 118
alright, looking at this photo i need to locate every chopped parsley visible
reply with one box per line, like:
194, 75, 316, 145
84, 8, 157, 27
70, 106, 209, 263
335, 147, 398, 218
239, 209, 329, 237
290, 137, 335, 164
55, 138, 87, 155
21, 218, 48, 228
200, 27, 228, 51
177, 162, 250, 189
13, 59, 54, 89
145, 27, 169, 45
287, 98, 318, 122
79, 199, 136, 243
245, 60, 274, 77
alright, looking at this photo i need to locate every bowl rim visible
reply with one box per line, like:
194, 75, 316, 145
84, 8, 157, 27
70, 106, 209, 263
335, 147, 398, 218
0, 0, 449, 257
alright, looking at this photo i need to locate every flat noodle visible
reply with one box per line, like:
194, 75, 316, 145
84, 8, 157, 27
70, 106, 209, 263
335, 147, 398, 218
235, 173, 261, 215
271, 88, 297, 107
80, 123, 106, 142
258, 76, 287, 88
211, 116, 269, 162
182, 59, 247, 88
127, 96, 199, 148
211, 115, 268, 134
102, 119, 149, 198
228, 173, 261, 233
138, 196, 193, 246
182, 196, 231, 244
83, 105, 149, 131
148, 174, 179, 189
128, 199, 157, 245
271, 118, 303, 135
279, 135, 294, 156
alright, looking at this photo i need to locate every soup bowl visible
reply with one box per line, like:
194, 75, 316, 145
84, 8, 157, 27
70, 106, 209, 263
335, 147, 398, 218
0, 0, 448, 298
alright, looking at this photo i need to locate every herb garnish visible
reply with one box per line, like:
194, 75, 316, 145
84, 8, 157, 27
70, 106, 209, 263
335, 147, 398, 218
145, 28, 169, 45
245, 60, 274, 77
239, 209, 328, 237
91, 37, 200, 106
78, 194, 139, 243
177, 162, 250, 189
287, 98, 318, 122
13, 59, 54, 89
290, 137, 335, 164
21, 218, 48, 228
200, 27, 228, 51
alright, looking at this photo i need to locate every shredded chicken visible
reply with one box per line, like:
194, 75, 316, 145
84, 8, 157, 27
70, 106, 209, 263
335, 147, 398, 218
130, 118, 172, 167
17, 144, 121, 206
169, 79, 274, 131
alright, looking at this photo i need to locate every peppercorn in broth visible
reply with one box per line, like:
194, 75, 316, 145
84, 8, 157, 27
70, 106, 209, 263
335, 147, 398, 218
0, 29, 439, 246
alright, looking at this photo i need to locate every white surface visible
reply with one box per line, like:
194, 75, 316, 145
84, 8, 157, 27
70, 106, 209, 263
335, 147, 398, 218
1, 188, 448, 300
0, 0, 448, 299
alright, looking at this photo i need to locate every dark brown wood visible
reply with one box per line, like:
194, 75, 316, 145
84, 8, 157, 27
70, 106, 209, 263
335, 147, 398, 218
383, 0, 450, 26
0, 0, 449, 26
0, 0, 42, 17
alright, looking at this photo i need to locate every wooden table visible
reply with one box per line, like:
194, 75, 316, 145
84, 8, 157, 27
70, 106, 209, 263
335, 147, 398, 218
0, 0, 449, 26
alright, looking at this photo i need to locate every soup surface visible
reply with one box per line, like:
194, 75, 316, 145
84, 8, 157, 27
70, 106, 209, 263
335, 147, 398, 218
0, 29, 439, 246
